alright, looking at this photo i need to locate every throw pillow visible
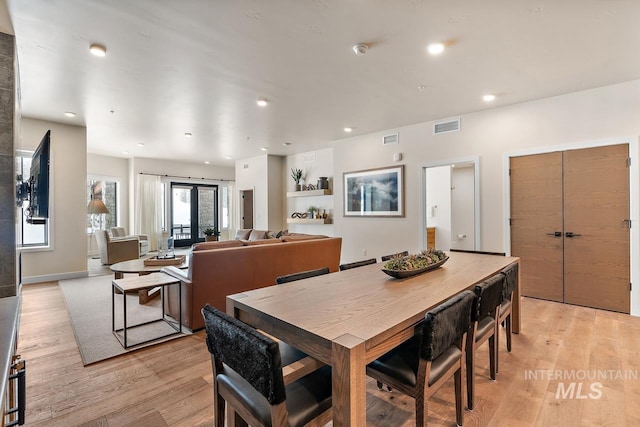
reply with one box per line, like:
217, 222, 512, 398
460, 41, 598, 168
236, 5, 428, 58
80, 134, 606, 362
234, 229, 252, 240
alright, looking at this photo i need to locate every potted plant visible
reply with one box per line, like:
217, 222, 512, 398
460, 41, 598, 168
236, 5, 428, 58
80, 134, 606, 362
291, 168, 303, 191
203, 227, 220, 242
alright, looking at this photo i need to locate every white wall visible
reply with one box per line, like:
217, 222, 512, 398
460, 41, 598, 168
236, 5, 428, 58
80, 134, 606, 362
20, 118, 87, 283
450, 166, 475, 250
332, 79, 640, 263
425, 166, 451, 250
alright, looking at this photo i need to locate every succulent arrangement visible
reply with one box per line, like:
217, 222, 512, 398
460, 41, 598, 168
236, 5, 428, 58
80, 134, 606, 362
203, 227, 220, 236
383, 249, 447, 271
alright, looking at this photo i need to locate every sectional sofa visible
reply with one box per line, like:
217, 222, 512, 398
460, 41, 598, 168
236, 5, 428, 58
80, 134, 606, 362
161, 235, 342, 331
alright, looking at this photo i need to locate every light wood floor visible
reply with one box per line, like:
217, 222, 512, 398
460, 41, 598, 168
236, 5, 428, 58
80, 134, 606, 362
17, 282, 640, 426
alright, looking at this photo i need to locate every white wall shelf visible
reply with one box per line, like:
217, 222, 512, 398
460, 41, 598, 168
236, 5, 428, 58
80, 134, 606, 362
286, 218, 332, 224
286, 189, 331, 198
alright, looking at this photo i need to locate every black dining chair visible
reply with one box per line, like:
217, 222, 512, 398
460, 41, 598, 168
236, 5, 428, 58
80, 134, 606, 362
496, 263, 519, 373
466, 274, 503, 410
276, 267, 330, 284
202, 304, 332, 427
366, 290, 476, 426
339, 258, 377, 271
381, 251, 409, 261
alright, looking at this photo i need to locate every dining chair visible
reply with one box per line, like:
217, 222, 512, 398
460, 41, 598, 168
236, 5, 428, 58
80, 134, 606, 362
466, 274, 503, 410
381, 251, 409, 261
276, 267, 330, 284
496, 263, 519, 373
366, 290, 476, 426
339, 258, 377, 271
201, 304, 332, 427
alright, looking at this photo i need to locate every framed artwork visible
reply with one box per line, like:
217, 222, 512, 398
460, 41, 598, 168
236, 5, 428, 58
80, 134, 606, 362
343, 165, 404, 217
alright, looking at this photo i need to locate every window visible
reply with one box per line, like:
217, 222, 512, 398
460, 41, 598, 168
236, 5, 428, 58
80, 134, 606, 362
16, 151, 48, 247
221, 186, 231, 229
87, 179, 118, 232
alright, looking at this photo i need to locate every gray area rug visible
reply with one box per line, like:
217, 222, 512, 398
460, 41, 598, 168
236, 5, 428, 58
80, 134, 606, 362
59, 274, 191, 365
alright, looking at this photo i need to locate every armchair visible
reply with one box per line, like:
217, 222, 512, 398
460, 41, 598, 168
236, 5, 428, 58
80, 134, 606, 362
95, 229, 140, 265
111, 227, 149, 255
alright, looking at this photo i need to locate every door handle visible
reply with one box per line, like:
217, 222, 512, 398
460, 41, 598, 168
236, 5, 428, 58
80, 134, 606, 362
565, 232, 582, 238
546, 231, 562, 237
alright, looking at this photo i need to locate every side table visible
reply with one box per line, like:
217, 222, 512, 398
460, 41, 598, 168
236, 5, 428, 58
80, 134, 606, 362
112, 272, 182, 349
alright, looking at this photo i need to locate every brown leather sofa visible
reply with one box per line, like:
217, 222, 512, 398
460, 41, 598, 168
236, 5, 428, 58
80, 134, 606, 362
162, 236, 342, 331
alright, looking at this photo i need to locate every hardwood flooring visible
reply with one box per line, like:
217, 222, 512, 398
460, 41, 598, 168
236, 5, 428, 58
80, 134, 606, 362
17, 282, 640, 426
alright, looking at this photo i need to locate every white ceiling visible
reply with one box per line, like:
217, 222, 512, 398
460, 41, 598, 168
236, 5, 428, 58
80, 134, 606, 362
7, 0, 640, 166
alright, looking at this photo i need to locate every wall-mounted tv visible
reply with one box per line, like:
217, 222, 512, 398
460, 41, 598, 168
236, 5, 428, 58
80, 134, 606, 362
16, 130, 51, 225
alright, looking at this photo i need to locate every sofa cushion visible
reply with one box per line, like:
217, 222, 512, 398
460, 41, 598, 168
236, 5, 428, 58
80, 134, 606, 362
192, 240, 244, 251
248, 229, 269, 241
241, 239, 283, 246
235, 229, 252, 240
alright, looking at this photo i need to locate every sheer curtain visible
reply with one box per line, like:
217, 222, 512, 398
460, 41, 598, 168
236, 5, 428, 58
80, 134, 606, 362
135, 174, 162, 251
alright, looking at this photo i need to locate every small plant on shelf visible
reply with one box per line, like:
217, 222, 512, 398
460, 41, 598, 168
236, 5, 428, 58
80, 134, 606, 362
291, 168, 303, 191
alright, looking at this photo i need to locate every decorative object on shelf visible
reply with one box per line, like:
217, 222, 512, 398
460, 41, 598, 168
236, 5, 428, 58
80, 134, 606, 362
322, 209, 327, 219
291, 212, 309, 218
344, 165, 404, 217
291, 168, 303, 191
203, 227, 221, 242
308, 206, 318, 219
302, 184, 316, 191
317, 177, 329, 189
381, 249, 448, 279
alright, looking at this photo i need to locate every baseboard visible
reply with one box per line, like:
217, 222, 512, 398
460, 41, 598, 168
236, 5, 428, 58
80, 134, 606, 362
22, 270, 89, 285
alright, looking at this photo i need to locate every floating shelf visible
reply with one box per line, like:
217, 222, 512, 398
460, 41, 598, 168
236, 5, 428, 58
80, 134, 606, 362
286, 218, 332, 224
286, 189, 332, 198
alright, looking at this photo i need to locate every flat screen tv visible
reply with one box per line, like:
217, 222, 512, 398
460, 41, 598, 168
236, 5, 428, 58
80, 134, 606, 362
16, 130, 50, 224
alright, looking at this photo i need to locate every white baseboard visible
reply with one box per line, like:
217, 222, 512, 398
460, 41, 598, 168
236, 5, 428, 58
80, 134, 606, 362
21, 270, 89, 285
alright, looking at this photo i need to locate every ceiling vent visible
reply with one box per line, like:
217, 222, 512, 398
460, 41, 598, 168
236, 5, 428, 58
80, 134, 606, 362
433, 118, 461, 134
382, 133, 399, 145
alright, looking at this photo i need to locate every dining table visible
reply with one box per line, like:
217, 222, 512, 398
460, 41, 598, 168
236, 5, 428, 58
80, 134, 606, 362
226, 251, 520, 426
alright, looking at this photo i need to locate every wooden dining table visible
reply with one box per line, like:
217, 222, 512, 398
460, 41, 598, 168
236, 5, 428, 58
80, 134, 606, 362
226, 251, 520, 426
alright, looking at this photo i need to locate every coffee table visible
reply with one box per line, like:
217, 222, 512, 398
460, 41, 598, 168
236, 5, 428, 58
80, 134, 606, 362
110, 257, 188, 304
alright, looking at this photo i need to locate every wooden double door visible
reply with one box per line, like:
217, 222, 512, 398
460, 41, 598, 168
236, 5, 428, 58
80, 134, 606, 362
510, 144, 630, 313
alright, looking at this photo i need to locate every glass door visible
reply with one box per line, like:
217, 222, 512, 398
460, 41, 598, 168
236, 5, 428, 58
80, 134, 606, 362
171, 183, 218, 247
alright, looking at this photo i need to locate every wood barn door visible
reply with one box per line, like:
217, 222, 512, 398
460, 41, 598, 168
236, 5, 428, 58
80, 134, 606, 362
510, 144, 630, 313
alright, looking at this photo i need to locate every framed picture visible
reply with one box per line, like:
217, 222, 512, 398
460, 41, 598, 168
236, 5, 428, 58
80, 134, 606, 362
343, 165, 404, 217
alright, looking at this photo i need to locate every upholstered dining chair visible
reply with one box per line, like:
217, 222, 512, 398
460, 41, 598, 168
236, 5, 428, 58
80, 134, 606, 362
339, 258, 377, 271
466, 274, 503, 410
276, 267, 330, 284
496, 263, 519, 373
381, 251, 409, 261
202, 305, 332, 427
366, 290, 476, 426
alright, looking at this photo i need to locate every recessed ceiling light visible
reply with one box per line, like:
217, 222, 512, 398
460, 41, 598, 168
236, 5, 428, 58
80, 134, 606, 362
353, 44, 368, 56
123, 151, 129, 155
483, 94, 496, 102
260, 147, 268, 151
344, 127, 353, 133
257, 99, 268, 107
89, 43, 107, 57
282, 142, 291, 146
204, 161, 210, 165
137, 143, 144, 147
427, 43, 445, 55
64, 111, 76, 118
225, 155, 232, 159
184, 132, 192, 137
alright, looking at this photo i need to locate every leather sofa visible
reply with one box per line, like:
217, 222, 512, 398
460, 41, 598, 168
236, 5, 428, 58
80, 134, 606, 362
162, 236, 342, 331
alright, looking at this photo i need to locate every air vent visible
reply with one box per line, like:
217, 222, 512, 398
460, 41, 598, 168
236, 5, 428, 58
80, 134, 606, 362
382, 133, 399, 145
433, 118, 461, 134
303, 152, 316, 162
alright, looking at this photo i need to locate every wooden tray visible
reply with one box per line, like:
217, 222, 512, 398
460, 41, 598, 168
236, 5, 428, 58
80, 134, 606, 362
143, 254, 186, 266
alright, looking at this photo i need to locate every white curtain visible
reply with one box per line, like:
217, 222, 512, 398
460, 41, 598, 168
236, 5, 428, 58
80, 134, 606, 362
135, 174, 162, 251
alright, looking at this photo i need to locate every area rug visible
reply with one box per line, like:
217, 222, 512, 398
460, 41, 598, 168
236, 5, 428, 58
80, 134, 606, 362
59, 274, 191, 365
